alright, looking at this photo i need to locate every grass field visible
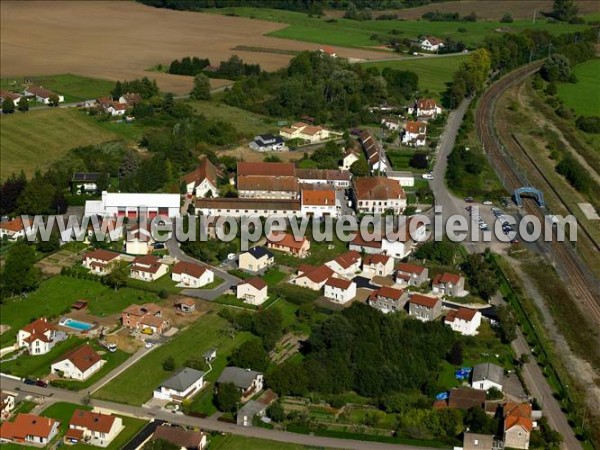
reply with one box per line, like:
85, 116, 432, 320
0, 108, 120, 179
363, 54, 468, 98
1, 74, 114, 103
210, 7, 591, 48
41, 402, 147, 450
0, 276, 160, 347
557, 59, 600, 116
93, 312, 253, 405
209, 434, 321, 450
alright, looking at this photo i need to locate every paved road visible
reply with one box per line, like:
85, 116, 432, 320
0, 376, 445, 450
165, 236, 240, 300
429, 99, 580, 450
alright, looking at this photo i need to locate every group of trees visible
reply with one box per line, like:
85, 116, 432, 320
460, 251, 500, 301
1, 242, 40, 297
555, 154, 593, 195
414, 239, 459, 266
422, 10, 477, 22
444, 48, 491, 108
2, 96, 29, 114
111, 77, 159, 100
168, 56, 211, 76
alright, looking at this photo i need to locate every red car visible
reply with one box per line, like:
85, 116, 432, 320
35, 379, 48, 388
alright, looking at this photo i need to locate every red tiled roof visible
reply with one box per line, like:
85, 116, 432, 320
448, 388, 486, 410
331, 250, 361, 269
417, 98, 438, 110
22, 317, 54, 335
423, 36, 444, 45
302, 189, 335, 206
397, 262, 426, 275
0, 217, 26, 232
237, 162, 295, 177
504, 403, 533, 432
267, 232, 308, 250
297, 264, 334, 284
182, 157, 219, 187
131, 255, 163, 274
445, 307, 478, 323
0, 414, 58, 441
433, 272, 462, 285
237, 175, 298, 193
54, 344, 102, 373
243, 277, 267, 290
326, 277, 353, 290
122, 303, 161, 316
297, 168, 350, 182
405, 121, 427, 134
69, 410, 116, 433
354, 177, 405, 201
0, 90, 21, 101
350, 233, 382, 249
375, 286, 404, 300
172, 261, 208, 279
410, 294, 439, 308
363, 253, 391, 265
84, 248, 121, 263
152, 425, 205, 449
25, 86, 56, 99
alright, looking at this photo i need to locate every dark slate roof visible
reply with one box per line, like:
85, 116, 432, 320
217, 366, 262, 390
72, 172, 100, 182
247, 246, 273, 259
254, 134, 284, 147
160, 367, 205, 392
472, 363, 504, 385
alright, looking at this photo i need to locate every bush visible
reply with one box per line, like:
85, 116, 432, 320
555, 105, 573, 119
575, 116, 600, 133
158, 289, 169, 299
500, 12, 513, 23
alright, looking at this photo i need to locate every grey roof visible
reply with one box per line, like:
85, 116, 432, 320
463, 433, 495, 450
160, 367, 205, 392
72, 172, 100, 182
472, 363, 504, 385
238, 400, 267, 418
217, 366, 262, 390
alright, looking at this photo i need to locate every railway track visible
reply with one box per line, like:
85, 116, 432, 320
476, 62, 600, 326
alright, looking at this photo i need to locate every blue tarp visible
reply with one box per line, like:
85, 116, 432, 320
435, 392, 449, 400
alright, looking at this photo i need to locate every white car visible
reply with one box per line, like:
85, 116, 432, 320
483, 201, 493, 205
144, 341, 154, 349
422, 173, 434, 180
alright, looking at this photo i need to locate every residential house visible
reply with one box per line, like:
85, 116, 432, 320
217, 367, 264, 401
96, 97, 128, 116
432, 272, 465, 297
402, 121, 427, 147
0, 217, 36, 242
51, 344, 105, 381
237, 278, 268, 306
325, 250, 361, 277
71, 172, 101, 195
301, 189, 339, 219
60, 217, 124, 244
153, 367, 206, 402
362, 253, 394, 277
279, 122, 335, 144
0, 392, 16, 420
420, 36, 445, 52
204, 348, 217, 363
172, 261, 214, 288
292, 264, 334, 291
445, 307, 482, 336
121, 303, 169, 334
174, 299, 196, 314
17, 318, 57, 355
151, 425, 207, 450
395, 263, 429, 286
182, 158, 220, 198
349, 218, 426, 259
387, 170, 415, 188
381, 117, 401, 131
0, 90, 22, 105
353, 176, 407, 214
409, 98, 442, 120
503, 402, 533, 450
24, 86, 64, 104
434, 387, 486, 411
408, 294, 442, 322
237, 400, 269, 427
129, 254, 168, 282
319, 46, 337, 58
118, 92, 142, 106
472, 363, 504, 392
238, 247, 274, 273
266, 232, 310, 257
359, 131, 389, 173
84, 191, 180, 219
368, 286, 406, 314
324, 277, 357, 304
340, 147, 360, 171
296, 168, 351, 189
249, 134, 287, 152
196, 198, 301, 219
66, 410, 123, 447
82, 249, 122, 275
462, 432, 496, 450
124, 222, 154, 255
237, 162, 298, 200
0, 414, 60, 446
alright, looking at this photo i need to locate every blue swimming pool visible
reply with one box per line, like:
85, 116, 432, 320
60, 318, 94, 331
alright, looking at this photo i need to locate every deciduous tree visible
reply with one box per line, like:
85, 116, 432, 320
190, 73, 211, 100
215, 382, 241, 413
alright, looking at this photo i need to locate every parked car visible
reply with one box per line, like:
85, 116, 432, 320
422, 173, 434, 180
464, 197, 474, 203
24, 378, 36, 385
483, 200, 493, 205
145, 341, 154, 349
35, 380, 48, 388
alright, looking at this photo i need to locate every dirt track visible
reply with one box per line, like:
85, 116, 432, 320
1, 1, 394, 94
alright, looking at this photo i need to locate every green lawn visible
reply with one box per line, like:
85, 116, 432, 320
126, 275, 182, 295
363, 55, 468, 99
209, 434, 320, 450
1, 337, 84, 379
0, 108, 120, 179
41, 402, 147, 450
262, 267, 288, 286
93, 312, 253, 405
272, 233, 348, 268
187, 100, 278, 138
208, 7, 590, 48
557, 58, 600, 116
0, 276, 161, 347
197, 276, 224, 290
1, 74, 114, 103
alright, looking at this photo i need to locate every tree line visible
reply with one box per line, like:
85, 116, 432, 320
168, 55, 260, 80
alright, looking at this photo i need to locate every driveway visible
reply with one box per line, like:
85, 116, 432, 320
166, 236, 240, 301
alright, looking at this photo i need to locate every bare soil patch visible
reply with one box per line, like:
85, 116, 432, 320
216, 145, 310, 163
36, 249, 83, 277
326, 1, 599, 20
1, 1, 392, 95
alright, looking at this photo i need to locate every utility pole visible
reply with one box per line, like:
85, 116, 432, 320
533, 9, 537, 24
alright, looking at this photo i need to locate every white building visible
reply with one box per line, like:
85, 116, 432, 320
0, 217, 36, 242
51, 344, 105, 381
420, 36, 445, 52
153, 368, 206, 402
325, 250, 362, 277
249, 134, 287, 152
301, 189, 339, 219
279, 122, 338, 144
172, 261, 214, 288
402, 121, 427, 147
444, 307, 482, 336
237, 278, 268, 306
292, 264, 333, 291
17, 318, 57, 355
182, 158, 220, 198
381, 117, 401, 131
82, 249, 122, 275
66, 410, 124, 447
129, 255, 168, 282
340, 148, 360, 171
362, 253, 394, 277
84, 191, 181, 219
387, 171, 415, 188
196, 198, 301, 219
217, 367, 264, 401
353, 177, 407, 214
0, 414, 60, 446
238, 247, 274, 273
409, 98, 442, 120
324, 277, 357, 304
472, 363, 504, 392
24, 86, 64, 104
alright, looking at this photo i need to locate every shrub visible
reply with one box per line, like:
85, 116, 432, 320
575, 116, 600, 133
500, 13, 513, 23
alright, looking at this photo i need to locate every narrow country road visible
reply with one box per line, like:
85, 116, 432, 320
0, 376, 446, 450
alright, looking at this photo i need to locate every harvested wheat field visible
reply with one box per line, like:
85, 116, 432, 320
1, 1, 394, 94
325, 1, 600, 20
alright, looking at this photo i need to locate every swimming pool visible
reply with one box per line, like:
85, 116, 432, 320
59, 318, 94, 331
